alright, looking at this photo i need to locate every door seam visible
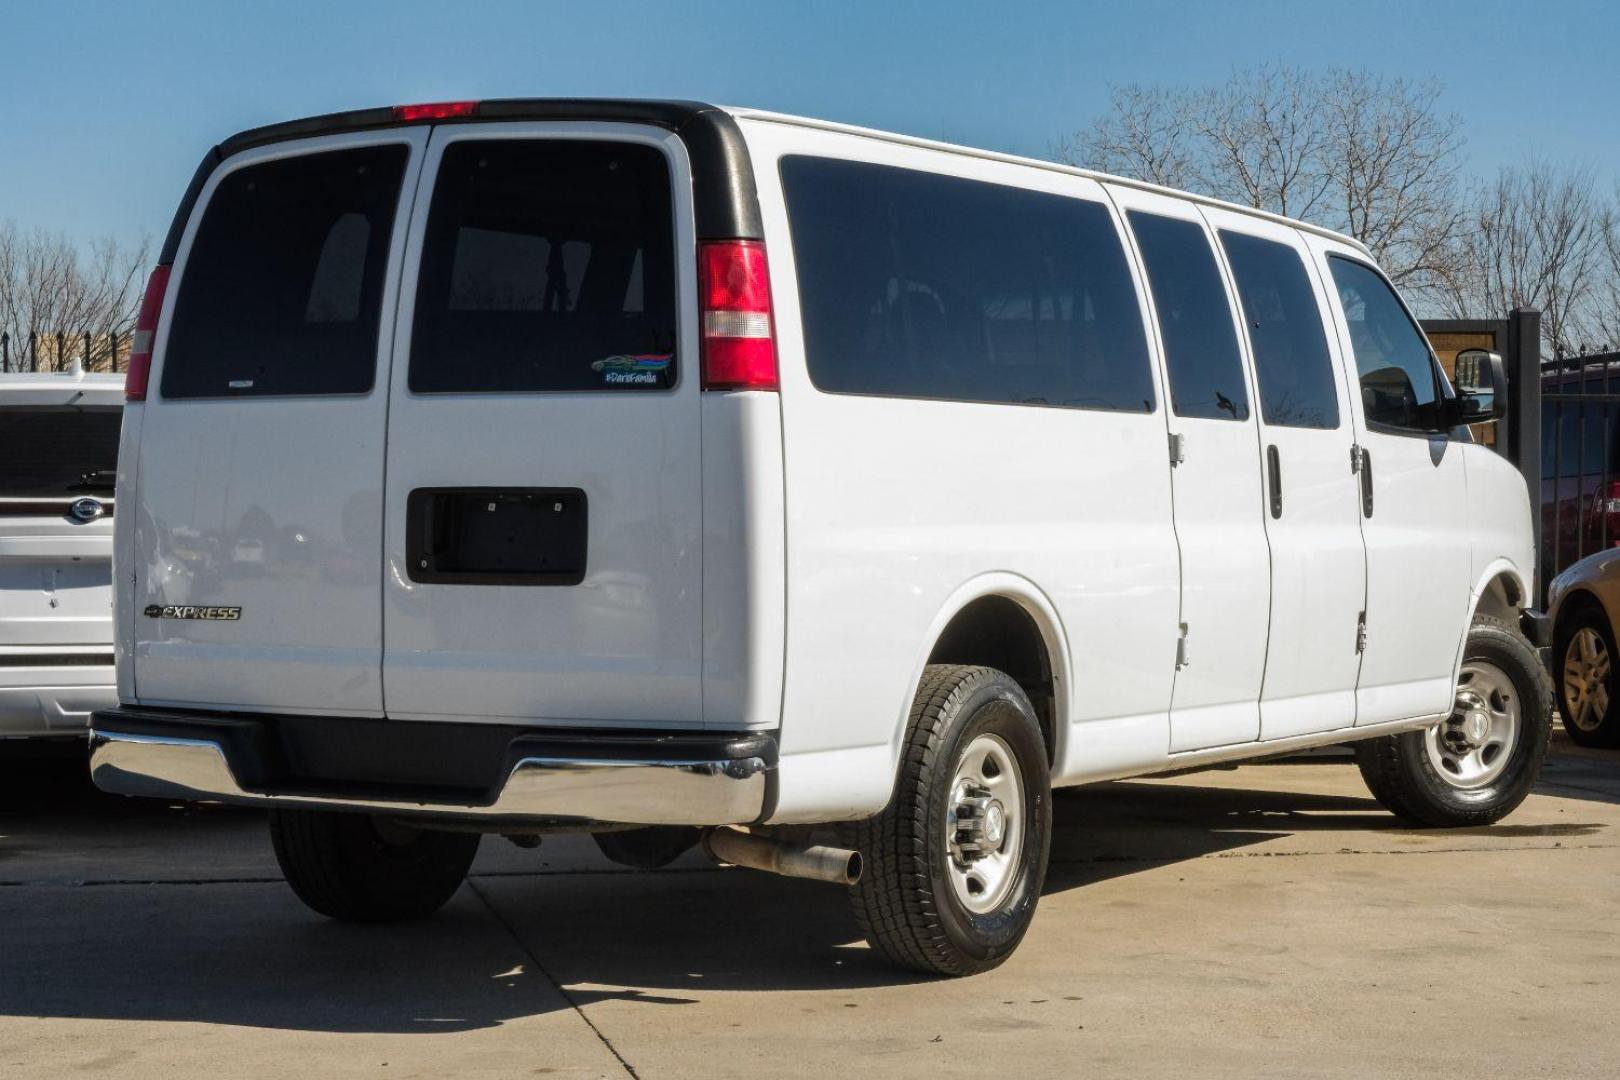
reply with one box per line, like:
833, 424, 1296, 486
376, 127, 437, 719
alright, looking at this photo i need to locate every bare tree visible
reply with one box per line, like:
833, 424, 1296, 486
1195, 65, 1331, 220
1056, 84, 1201, 191
1320, 71, 1466, 293
1592, 192, 1620, 352
0, 222, 149, 372
1059, 66, 1466, 300
1442, 161, 1609, 358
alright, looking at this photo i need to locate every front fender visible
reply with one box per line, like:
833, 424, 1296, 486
1454, 557, 1535, 688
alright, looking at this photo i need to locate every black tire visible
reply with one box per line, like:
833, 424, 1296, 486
1553, 597, 1620, 748
1355, 615, 1552, 827
850, 665, 1051, 977
268, 809, 480, 921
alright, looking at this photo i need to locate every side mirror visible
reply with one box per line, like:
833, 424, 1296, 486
1449, 348, 1508, 426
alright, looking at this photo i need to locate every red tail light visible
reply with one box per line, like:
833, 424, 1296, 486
1593, 481, 1620, 547
699, 240, 777, 391
392, 101, 480, 121
125, 264, 171, 401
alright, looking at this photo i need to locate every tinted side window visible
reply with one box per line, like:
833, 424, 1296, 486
1219, 231, 1339, 429
781, 156, 1154, 412
1328, 257, 1441, 432
163, 144, 408, 399
1127, 211, 1249, 421
410, 141, 676, 394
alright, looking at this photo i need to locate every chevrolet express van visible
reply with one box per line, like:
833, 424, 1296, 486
1, 368, 122, 742
92, 99, 1552, 976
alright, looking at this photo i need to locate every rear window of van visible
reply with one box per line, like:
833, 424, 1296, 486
0, 407, 121, 498
161, 144, 409, 399
408, 140, 677, 394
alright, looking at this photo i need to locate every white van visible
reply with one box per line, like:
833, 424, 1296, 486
93, 100, 1552, 976
1, 368, 122, 743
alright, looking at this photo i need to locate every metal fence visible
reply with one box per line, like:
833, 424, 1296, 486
1540, 350, 1620, 589
0, 331, 130, 374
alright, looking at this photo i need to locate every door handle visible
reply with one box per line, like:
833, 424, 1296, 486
1267, 444, 1282, 518
1359, 448, 1373, 517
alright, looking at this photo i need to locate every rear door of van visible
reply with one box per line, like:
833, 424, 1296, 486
380, 123, 703, 726
130, 128, 428, 713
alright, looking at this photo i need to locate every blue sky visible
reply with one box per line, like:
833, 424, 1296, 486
4, 0, 1618, 251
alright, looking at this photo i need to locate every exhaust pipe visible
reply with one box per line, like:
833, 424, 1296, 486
703, 827, 862, 886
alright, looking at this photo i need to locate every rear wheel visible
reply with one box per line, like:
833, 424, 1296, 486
269, 809, 480, 921
1355, 615, 1552, 827
1555, 600, 1620, 748
850, 665, 1051, 977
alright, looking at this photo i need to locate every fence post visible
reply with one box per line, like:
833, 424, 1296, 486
1505, 307, 1543, 596
1, 332, 8, 373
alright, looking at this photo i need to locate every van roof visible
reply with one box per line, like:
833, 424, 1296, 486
722, 106, 1371, 256
180, 97, 1368, 261
163, 99, 754, 261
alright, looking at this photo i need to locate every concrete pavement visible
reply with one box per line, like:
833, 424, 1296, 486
1, 736, 1616, 1079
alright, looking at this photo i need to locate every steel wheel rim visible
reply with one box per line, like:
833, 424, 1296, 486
1562, 627, 1611, 733
945, 732, 1025, 914
1425, 659, 1521, 790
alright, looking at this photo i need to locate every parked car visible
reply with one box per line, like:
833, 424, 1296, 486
91, 99, 1552, 976
1, 367, 123, 745
1548, 548, 1620, 746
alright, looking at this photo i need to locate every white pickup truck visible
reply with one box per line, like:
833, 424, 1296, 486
1, 368, 122, 743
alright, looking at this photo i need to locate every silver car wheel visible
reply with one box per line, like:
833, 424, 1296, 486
945, 733, 1025, 914
1425, 659, 1521, 790
1562, 626, 1611, 733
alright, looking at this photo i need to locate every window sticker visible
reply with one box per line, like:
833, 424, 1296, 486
591, 353, 673, 387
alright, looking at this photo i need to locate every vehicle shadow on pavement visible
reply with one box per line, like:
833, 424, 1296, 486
1536, 729, 1620, 806
1044, 777, 1386, 889
0, 748, 1611, 1033
467, 785, 1364, 1010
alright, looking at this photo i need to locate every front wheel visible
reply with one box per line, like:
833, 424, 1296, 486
850, 665, 1051, 977
1355, 615, 1552, 827
269, 809, 480, 921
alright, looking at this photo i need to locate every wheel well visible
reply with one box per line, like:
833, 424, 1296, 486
927, 596, 1057, 762
1555, 587, 1604, 636
1474, 573, 1523, 625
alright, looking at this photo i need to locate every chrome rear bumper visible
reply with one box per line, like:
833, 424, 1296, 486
89, 711, 773, 827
